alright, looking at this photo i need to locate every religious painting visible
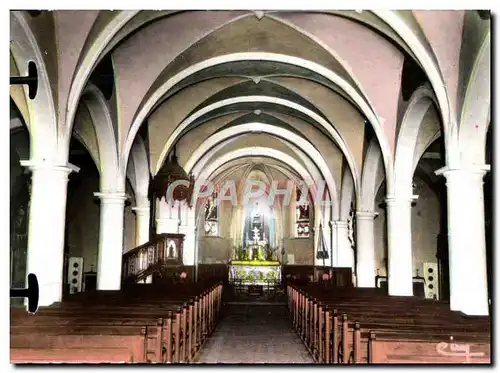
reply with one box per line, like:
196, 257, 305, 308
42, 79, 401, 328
204, 192, 219, 236
205, 193, 218, 220
295, 187, 310, 238
204, 221, 218, 236
296, 205, 309, 221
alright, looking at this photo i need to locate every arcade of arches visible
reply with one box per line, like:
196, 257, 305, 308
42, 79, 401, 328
10, 10, 491, 318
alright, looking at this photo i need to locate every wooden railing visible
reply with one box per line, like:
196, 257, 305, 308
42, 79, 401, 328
122, 234, 183, 284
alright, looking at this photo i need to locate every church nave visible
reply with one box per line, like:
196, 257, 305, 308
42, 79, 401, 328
9, 9, 492, 366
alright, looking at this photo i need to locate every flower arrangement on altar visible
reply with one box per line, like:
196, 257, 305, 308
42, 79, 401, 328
231, 244, 280, 266
247, 244, 265, 261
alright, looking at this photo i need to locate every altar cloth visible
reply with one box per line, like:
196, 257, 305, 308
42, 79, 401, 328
229, 260, 281, 285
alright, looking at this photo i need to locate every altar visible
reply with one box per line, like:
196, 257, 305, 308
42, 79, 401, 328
229, 200, 282, 286
229, 259, 281, 286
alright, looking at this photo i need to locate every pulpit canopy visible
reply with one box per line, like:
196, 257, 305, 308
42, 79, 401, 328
150, 152, 194, 204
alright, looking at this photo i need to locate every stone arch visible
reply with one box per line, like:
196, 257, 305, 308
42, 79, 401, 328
340, 167, 355, 221
184, 122, 339, 218
66, 11, 451, 177
123, 53, 385, 192
192, 147, 325, 245
82, 84, 123, 192
71, 130, 100, 174
458, 35, 491, 166
191, 144, 325, 214
360, 139, 384, 212
156, 95, 354, 207
10, 11, 59, 162
64, 11, 138, 146
393, 85, 436, 197
128, 135, 150, 207
373, 11, 456, 166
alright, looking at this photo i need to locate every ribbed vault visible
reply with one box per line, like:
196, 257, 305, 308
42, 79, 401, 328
7, 9, 489, 237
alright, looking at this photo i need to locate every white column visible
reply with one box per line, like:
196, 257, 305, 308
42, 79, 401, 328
179, 201, 196, 266
156, 198, 179, 234
333, 221, 353, 268
21, 161, 78, 307
132, 203, 150, 246
385, 196, 414, 296
356, 211, 377, 287
436, 166, 490, 315
94, 192, 127, 290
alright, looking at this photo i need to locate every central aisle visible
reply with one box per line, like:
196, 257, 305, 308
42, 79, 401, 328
195, 303, 314, 364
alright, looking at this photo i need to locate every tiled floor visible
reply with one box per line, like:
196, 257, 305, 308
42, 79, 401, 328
195, 303, 314, 364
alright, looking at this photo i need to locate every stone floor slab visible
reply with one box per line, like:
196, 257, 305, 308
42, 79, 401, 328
195, 304, 314, 364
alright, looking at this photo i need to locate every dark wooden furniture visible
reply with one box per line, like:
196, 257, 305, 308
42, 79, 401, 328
122, 233, 185, 284
287, 284, 490, 364
11, 281, 223, 364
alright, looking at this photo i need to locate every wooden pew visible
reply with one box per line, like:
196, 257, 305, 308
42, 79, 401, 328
366, 331, 490, 364
11, 347, 134, 363
11, 325, 154, 363
294, 286, 490, 362
287, 284, 491, 364
11, 282, 223, 364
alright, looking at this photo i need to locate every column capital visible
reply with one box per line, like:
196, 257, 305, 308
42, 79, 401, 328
435, 165, 490, 179
20, 160, 80, 174
331, 220, 348, 228
94, 192, 128, 203
385, 195, 418, 206
356, 211, 378, 220
132, 205, 150, 215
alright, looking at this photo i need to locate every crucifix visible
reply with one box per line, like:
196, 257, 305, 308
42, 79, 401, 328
252, 226, 260, 242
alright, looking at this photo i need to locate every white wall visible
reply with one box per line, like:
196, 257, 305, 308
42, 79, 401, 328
373, 176, 440, 278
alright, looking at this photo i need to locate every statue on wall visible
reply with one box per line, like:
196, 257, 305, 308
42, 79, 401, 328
166, 240, 177, 259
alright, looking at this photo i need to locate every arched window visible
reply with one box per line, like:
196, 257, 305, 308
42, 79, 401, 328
204, 191, 218, 236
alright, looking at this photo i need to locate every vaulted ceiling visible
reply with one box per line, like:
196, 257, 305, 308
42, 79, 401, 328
10, 10, 491, 213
